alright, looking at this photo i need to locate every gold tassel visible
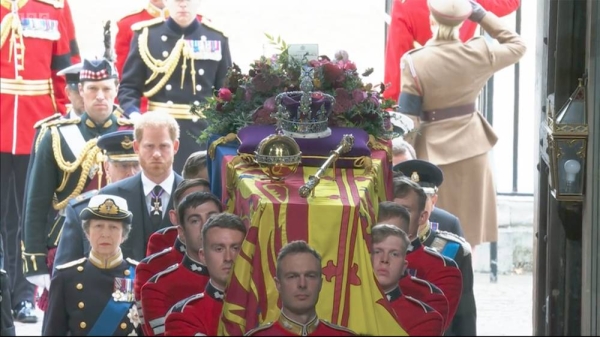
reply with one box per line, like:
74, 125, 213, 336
368, 135, 392, 162
207, 133, 238, 160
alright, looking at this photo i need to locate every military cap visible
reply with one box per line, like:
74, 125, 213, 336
80, 194, 133, 223
57, 62, 83, 90
80, 58, 118, 82
97, 130, 138, 162
392, 159, 443, 195
428, 0, 472, 26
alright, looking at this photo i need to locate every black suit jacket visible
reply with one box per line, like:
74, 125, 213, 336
429, 207, 464, 238
99, 172, 183, 261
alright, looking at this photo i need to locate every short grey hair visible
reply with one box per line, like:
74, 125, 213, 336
392, 138, 416, 158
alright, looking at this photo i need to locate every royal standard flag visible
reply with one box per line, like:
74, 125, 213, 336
218, 148, 406, 336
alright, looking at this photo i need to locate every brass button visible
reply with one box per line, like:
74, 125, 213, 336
77, 266, 84, 272
124, 269, 130, 276
78, 302, 84, 309
121, 323, 127, 330
162, 51, 169, 58
76, 283, 83, 290
80, 322, 87, 329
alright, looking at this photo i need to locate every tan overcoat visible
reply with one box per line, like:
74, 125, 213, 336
400, 12, 526, 246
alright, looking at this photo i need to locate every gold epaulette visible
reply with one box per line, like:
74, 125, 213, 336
34, 0, 64, 8
132, 17, 164, 32
34, 113, 62, 129
113, 104, 125, 118
202, 18, 227, 37
45, 116, 81, 129
117, 118, 134, 127
244, 322, 274, 336
126, 257, 139, 266
55, 257, 87, 270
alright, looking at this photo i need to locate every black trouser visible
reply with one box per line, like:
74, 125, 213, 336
174, 119, 208, 175
1, 270, 16, 336
0, 153, 36, 308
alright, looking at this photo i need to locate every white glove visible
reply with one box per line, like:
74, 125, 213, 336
27, 274, 51, 291
129, 111, 142, 122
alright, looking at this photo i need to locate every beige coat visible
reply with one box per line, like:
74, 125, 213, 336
400, 12, 526, 246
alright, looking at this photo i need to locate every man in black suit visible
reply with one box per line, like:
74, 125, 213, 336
393, 159, 464, 238
99, 111, 184, 261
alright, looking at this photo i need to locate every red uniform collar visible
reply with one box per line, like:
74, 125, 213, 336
277, 311, 319, 335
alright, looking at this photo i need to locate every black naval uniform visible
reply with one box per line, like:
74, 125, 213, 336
420, 223, 476, 336
1, 269, 16, 336
22, 113, 131, 277
43, 253, 142, 336
117, 16, 232, 172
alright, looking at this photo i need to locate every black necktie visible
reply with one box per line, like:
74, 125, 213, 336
150, 185, 163, 229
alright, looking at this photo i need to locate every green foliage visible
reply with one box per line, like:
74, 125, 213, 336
192, 36, 397, 144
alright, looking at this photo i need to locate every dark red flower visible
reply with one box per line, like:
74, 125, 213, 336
218, 88, 233, 102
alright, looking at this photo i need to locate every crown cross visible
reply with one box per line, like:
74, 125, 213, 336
152, 200, 161, 215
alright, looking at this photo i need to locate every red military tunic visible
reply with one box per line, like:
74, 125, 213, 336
134, 238, 185, 334
115, 1, 166, 78
386, 286, 444, 336
245, 313, 356, 336
141, 254, 209, 336
146, 226, 180, 256
1, 0, 71, 154
164, 282, 224, 336
383, 0, 521, 101
62, 0, 80, 64
114, 1, 167, 113
399, 272, 450, 328
405, 239, 462, 325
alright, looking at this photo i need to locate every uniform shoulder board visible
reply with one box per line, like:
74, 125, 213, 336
436, 230, 472, 256
69, 189, 99, 207
34, 113, 62, 129
45, 116, 81, 128
320, 320, 356, 334
170, 293, 204, 314
423, 246, 459, 268
112, 105, 125, 118
148, 263, 179, 283
244, 322, 274, 336
131, 17, 164, 32
117, 118, 134, 127
201, 18, 227, 37
410, 276, 434, 292
55, 257, 87, 270
405, 295, 435, 313
139, 247, 173, 264
126, 257, 139, 266
156, 226, 177, 235
34, 0, 64, 8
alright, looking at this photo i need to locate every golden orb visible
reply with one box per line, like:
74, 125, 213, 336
254, 133, 302, 182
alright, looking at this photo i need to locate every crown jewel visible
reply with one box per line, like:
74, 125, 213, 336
274, 66, 335, 139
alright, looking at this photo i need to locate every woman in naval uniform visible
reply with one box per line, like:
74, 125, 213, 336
43, 195, 141, 336
399, 0, 526, 249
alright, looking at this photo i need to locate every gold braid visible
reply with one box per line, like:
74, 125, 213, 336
51, 127, 99, 173
52, 146, 102, 210
138, 27, 186, 98
49, 126, 102, 210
